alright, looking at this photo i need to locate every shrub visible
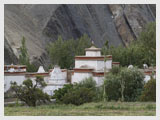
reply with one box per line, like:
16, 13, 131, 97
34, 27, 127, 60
110, 66, 121, 75
140, 79, 156, 101
52, 84, 73, 102
62, 87, 96, 105
52, 77, 97, 105
76, 77, 96, 90
10, 76, 50, 107
76, 77, 99, 101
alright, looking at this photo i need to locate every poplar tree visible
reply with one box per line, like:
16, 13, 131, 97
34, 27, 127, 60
19, 37, 29, 65
19, 37, 37, 72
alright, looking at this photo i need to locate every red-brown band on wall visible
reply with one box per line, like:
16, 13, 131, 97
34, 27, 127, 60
92, 72, 104, 76
4, 72, 26, 75
144, 71, 155, 75
75, 56, 112, 60
73, 68, 94, 73
25, 72, 49, 77
4, 67, 26, 70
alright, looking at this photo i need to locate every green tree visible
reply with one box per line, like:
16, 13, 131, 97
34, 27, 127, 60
104, 66, 121, 101
10, 76, 50, 107
47, 34, 91, 69
104, 74, 121, 101
119, 67, 145, 101
103, 40, 109, 102
102, 22, 156, 68
104, 67, 144, 101
75, 34, 92, 55
19, 37, 29, 65
19, 37, 37, 72
138, 22, 156, 66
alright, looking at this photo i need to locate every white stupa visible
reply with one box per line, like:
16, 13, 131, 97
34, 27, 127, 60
128, 65, 134, 69
37, 66, 45, 73
49, 65, 67, 84
43, 65, 67, 96
8, 68, 15, 72
8, 63, 15, 72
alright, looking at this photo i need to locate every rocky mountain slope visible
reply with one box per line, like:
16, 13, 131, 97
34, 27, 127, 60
4, 4, 156, 68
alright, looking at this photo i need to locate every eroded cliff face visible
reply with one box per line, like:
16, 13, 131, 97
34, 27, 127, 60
108, 4, 155, 46
4, 4, 156, 68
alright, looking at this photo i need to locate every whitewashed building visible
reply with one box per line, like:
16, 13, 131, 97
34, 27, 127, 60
72, 45, 112, 86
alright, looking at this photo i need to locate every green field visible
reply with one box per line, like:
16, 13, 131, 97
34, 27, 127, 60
5, 102, 156, 116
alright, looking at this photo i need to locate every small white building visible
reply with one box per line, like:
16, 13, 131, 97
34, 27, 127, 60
72, 45, 112, 86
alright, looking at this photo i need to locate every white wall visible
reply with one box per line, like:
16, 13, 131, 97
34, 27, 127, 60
86, 51, 101, 56
27, 76, 50, 85
4, 75, 26, 92
75, 59, 112, 71
97, 61, 105, 70
72, 73, 104, 87
72, 72, 92, 83
75, 60, 105, 71
106, 60, 112, 70
49, 79, 66, 84
93, 76, 104, 87
75, 60, 97, 69
43, 84, 64, 96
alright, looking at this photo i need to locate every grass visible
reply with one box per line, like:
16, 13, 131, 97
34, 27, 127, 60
4, 102, 156, 116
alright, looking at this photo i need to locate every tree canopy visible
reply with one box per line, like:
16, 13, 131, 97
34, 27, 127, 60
104, 66, 145, 101
19, 37, 37, 72
102, 22, 156, 68
47, 34, 91, 69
